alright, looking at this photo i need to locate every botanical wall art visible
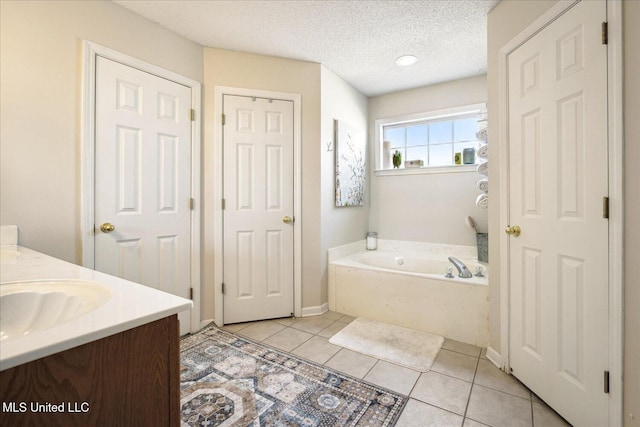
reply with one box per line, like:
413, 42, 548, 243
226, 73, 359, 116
335, 119, 366, 207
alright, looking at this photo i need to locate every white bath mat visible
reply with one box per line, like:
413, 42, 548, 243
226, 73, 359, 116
329, 317, 444, 372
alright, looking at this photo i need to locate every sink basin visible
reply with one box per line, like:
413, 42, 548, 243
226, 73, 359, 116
0, 280, 112, 340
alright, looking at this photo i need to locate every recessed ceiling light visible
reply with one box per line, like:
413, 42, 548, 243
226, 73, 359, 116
395, 55, 418, 66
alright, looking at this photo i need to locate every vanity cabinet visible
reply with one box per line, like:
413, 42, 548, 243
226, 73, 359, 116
0, 315, 180, 426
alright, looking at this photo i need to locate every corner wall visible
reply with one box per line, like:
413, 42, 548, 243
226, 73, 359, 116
320, 66, 369, 306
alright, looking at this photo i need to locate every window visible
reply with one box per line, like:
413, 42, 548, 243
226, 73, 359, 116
375, 103, 486, 174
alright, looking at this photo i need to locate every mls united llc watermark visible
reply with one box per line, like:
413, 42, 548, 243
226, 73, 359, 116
2, 401, 90, 413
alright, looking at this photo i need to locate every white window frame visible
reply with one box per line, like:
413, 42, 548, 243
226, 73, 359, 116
374, 103, 487, 176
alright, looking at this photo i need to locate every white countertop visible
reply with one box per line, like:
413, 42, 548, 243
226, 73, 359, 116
0, 245, 193, 371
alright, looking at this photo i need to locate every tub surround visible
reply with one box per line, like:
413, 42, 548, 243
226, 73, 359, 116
328, 240, 489, 347
0, 245, 192, 371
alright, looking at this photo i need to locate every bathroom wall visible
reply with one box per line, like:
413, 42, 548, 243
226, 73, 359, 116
201, 48, 322, 319
0, 1, 203, 263
367, 75, 488, 246
488, 1, 640, 425
320, 66, 369, 305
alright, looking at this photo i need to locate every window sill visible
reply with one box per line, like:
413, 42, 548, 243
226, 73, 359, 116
374, 164, 478, 176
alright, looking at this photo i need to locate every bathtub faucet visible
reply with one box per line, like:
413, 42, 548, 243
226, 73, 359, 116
448, 257, 473, 278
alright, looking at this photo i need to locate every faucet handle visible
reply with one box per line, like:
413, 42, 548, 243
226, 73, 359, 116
445, 266, 454, 278
474, 265, 485, 277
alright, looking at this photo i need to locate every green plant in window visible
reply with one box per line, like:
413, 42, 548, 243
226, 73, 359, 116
392, 150, 402, 168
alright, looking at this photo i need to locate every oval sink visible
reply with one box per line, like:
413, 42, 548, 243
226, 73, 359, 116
0, 280, 112, 340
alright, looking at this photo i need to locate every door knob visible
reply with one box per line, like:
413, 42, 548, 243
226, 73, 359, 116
100, 223, 116, 233
505, 225, 521, 237
282, 216, 293, 224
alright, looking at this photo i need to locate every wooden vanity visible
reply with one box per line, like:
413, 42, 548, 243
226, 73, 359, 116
0, 315, 180, 426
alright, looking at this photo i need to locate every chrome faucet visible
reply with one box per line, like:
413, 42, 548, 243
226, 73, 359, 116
448, 257, 473, 278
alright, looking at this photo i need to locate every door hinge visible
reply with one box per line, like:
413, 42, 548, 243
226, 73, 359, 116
189, 198, 195, 210
189, 287, 193, 300
221, 114, 226, 126
221, 283, 225, 294
604, 370, 610, 393
222, 198, 226, 210
602, 22, 608, 45
603, 196, 609, 219
190, 109, 195, 121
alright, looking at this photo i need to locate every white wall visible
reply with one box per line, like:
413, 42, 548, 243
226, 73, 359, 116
201, 48, 322, 319
320, 66, 369, 304
368, 75, 488, 245
0, 1, 203, 264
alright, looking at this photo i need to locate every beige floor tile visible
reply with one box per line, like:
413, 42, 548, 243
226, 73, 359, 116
474, 359, 531, 399
364, 360, 420, 395
324, 348, 377, 379
431, 349, 479, 382
463, 418, 490, 427
262, 327, 312, 352
321, 311, 345, 320
234, 320, 285, 341
317, 320, 348, 339
221, 322, 253, 333
272, 316, 298, 326
396, 399, 464, 427
290, 316, 335, 334
443, 339, 482, 358
291, 336, 341, 364
532, 401, 571, 427
410, 371, 472, 415
337, 314, 356, 323
466, 385, 533, 427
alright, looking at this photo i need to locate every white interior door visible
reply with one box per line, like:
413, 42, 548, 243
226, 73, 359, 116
507, 1, 609, 425
94, 56, 192, 334
223, 95, 294, 324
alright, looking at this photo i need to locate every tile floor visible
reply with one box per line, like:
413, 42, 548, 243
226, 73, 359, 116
221, 311, 572, 427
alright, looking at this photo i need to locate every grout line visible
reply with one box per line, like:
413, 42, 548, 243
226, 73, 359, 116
530, 393, 535, 427
362, 359, 380, 381
462, 352, 482, 420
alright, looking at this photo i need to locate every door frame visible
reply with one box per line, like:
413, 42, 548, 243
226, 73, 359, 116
213, 86, 302, 326
497, 1, 623, 425
80, 41, 202, 333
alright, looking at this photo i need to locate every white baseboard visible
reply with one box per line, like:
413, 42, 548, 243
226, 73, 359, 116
301, 303, 329, 317
486, 346, 505, 371
201, 304, 328, 329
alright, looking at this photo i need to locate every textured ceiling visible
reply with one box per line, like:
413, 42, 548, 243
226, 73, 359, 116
113, 0, 499, 97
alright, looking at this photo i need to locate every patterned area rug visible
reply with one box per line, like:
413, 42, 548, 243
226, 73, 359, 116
180, 324, 408, 426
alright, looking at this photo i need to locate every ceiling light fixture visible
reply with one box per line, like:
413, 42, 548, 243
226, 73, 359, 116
395, 55, 418, 66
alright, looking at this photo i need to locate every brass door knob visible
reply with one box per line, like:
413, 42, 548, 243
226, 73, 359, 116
505, 225, 521, 237
100, 223, 116, 233
282, 216, 293, 224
